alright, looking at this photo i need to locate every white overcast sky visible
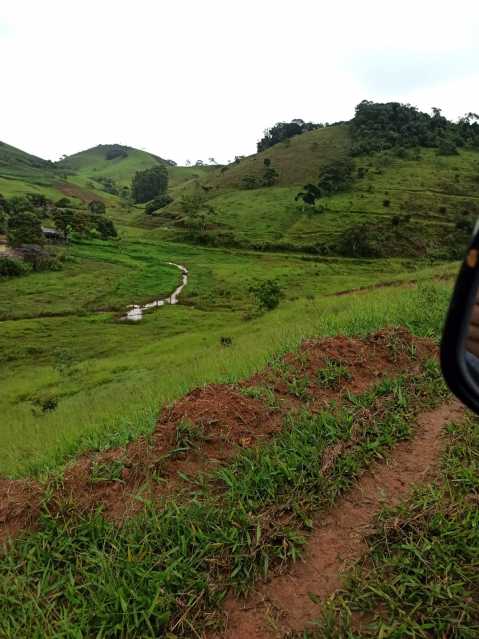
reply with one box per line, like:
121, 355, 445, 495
1, 0, 478, 164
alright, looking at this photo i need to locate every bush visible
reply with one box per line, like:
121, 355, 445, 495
437, 139, 459, 156
383, 199, 390, 207
105, 146, 128, 160
257, 119, 322, 152
0, 256, 30, 277
55, 197, 72, 208
14, 245, 61, 272
456, 216, 474, 234
88, 200, 106, 215
145, 194, 173, 215
96, 217, 118, 240
262, 166, 279, 187
240, 176, 258, 190
250, 279, 282, 310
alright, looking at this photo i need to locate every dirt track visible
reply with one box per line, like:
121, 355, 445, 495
0, 327, 465, 637
211, 400, 464, 638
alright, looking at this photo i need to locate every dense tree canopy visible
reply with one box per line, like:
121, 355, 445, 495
131, 165, 168, 203
257, 119, 323, 152
351, 101, 479, 155
7, 210, 44, 247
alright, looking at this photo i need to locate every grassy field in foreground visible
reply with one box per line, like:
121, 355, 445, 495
0, 355, 449, 637
0, 235, 455, 477
308, 413, 479, 638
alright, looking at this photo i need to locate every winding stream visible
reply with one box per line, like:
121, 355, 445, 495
123, 262, 189, 321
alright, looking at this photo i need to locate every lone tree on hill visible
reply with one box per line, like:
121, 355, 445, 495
179, 193, 215, 241
131, 165, 168, 203
295, 183, 322, 208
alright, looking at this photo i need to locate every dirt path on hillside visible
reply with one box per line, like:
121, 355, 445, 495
211, 400, 464, 639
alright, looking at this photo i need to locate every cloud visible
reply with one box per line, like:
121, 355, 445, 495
347, 48, 479, 95
0, 0, 478, 162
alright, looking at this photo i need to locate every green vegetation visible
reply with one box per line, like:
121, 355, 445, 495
131, 165, 168, 204
7, 209, 44, 247
351, 101, 479, 155
2, 100, 479, 636
0, 358, 448, 637
309, 413, 479, 638
257, 119, 325, 152
0, 255, 455, 476
1, 100, 475, 476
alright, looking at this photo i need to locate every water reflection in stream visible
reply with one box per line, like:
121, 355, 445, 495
123, 262, 188, 321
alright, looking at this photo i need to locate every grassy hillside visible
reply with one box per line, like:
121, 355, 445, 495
210, 125, 351, 190
0, 140, 54, 179
59, 144, 167, 187
0, 141, 113, 204
144, 126, 479, 256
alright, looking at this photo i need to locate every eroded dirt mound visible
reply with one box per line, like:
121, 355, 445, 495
0, 328, 437, 541
0, 478, 42, 545
157, 384, 280, 447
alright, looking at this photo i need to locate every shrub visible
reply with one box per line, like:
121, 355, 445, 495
55, 197, 72, 208
437, 139, 459, 156
250, 279, 282, 310
88, 200, 106, 215
15, 245, 61, 272
0, 256, 30, 277
145, 195, 173, 215
456, 216, 474, 234
26, 193, 49, 208
262, 166, 279, 187
105, 146, 128, 160
240, 176, 258, 190
96, 217, 118, 240
317, 158, 354, 196
383, 199, 390, 207
257, 119, 322, 152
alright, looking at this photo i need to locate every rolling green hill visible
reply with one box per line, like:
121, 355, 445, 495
202, 144, 479, 255
0, 140, 68, 201
58, 144, 167, 188
0, 141, 206, 205
147, 124, 479, 257
211, 125, 351, 190
58, 144, 216, 192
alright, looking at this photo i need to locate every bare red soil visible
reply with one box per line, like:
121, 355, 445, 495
56, 181, 104, 203
0, 328, 437, 544
212, 400, 464, 639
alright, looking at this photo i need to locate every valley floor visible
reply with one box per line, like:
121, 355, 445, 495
0, 235, 456, 477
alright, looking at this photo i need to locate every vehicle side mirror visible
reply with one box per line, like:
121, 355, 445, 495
441, 228, 479, 414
